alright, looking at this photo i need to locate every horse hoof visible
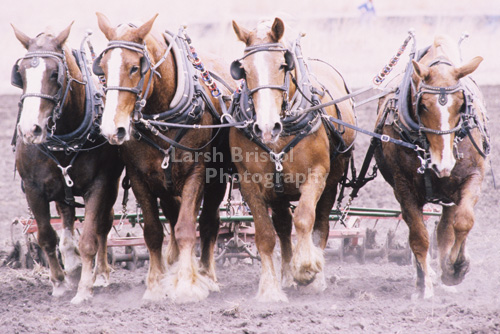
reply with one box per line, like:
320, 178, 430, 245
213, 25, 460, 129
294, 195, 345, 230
411, 282, 434, 300
282, 276, 297, 290
167, 277, 211, 303
142, 287, 166, 302
93, 273, 110, 287
66, 265, 82, 287
299, 271, 327, 293
51, 279, 71, 297
294, 270, 318, 286
71, 291, 92, 305
441, 273, 466, 286
441, 258, 470, 286
256, 289, 288, 303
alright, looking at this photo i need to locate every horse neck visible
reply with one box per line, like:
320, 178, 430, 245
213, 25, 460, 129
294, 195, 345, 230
55, 48, 86, 134
142, 36, 177, 115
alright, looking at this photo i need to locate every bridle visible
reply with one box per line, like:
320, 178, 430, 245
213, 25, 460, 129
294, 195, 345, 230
11, 49, 78, 125
230, 43, 295, 115
413, 59, 466, 136
93, 40, 156, 119
93, 33, 178, 121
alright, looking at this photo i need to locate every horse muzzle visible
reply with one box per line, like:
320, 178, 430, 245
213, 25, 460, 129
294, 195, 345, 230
103, 126, 129, 145
18, 123, 46, 145
253, 121, 282, 144
430, 160, 455, 178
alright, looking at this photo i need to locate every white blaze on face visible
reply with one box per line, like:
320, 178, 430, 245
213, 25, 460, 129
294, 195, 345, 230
100, 48, 128, 138
253, 51, 281, 135
18, 58, 47, 135
430, 96, 456, 176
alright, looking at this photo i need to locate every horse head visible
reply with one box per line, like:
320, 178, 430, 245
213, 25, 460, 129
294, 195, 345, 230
411, 35, 482, 178
232, 18, 295, 144
11, 23, 73, 144
95, 12, 158, 145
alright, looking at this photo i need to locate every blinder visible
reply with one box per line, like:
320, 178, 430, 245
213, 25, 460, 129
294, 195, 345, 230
283, 50, 295, 72
11, 64, 22, 88
11, 55, 66, 90
140, 56, 150, 76
92, 50, 151, 77
92, 54, 104, 76
230, 60, 244, 80
230, 49, 295, 81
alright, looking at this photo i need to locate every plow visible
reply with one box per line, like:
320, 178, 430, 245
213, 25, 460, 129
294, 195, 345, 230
7, 195, 442, 270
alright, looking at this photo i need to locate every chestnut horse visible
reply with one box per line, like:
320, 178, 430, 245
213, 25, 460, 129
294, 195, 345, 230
374, 35, 489, 298
229, 18, 356, 301
11, 24, 123, 302
94, 13, 233, 302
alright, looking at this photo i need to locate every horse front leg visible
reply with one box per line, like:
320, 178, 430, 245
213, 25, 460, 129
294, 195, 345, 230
26, 192, 68, 296
55, 202, 81, 287
291, 167, 327, 290
133, 187, 166, 302
270, 202, 294, 289
165, 172, 214, 303
198, 180, 226, 286
399, 201, 433, 299
159, 196, 180, 266
437, 183, 479, 286
243, 188, 287, 302
314, 185, 338, 250
71, 181, 118, 304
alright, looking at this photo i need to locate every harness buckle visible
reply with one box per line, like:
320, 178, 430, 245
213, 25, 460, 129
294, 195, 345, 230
416, 150, 430, 174
380, 134, 390, 142
220, 113, 233, 124
57, 164, 74, 187
270, 151, 285, 172
161, 147, 172, 170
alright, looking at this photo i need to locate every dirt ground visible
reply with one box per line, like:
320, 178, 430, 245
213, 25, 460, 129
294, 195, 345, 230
0, 81, 498, 334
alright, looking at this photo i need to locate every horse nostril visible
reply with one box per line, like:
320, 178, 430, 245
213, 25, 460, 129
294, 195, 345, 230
253, 123, 263, 137
116, 127, 127, 141
32, 125, 42, 137
272, 122, 282, 137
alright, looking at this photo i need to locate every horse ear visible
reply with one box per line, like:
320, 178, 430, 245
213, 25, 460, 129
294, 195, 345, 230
454, 56, 483, 80
412, 60, 429, 80
232, 20, 251, 45
269, 18, 285, 42
55, 21, 74, 47
11, 24, 31, 49
135, 14, 158, 41
96, 12, 116, 41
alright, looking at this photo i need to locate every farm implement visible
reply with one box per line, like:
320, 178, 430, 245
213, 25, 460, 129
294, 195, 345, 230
8, 202, 441, 269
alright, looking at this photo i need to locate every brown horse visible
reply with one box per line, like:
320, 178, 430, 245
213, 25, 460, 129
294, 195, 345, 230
374, 35, 489, 298
94, 13, 233, 302
11, 24, 124, 303
229, 18, 356, 301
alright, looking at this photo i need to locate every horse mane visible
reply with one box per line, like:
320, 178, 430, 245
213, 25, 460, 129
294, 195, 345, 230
254, 17, 297, 46
431, 35, 461, 65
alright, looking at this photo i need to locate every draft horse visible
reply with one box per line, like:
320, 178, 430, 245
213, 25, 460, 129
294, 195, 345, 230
229, 18, 356, 301
11, 23, 124, 303
374, 35, 489, 298
94, 13, 233, 303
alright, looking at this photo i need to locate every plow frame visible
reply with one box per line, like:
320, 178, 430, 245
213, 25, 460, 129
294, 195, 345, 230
9, 203, 442, 269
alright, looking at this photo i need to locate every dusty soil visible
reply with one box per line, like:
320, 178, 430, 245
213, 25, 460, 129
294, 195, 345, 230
0, 84, 498, 334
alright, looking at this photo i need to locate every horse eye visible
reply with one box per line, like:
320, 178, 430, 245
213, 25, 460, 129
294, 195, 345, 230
50, 71, 58, 80
420, 104, 429, 112
130, 66, 139, 75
